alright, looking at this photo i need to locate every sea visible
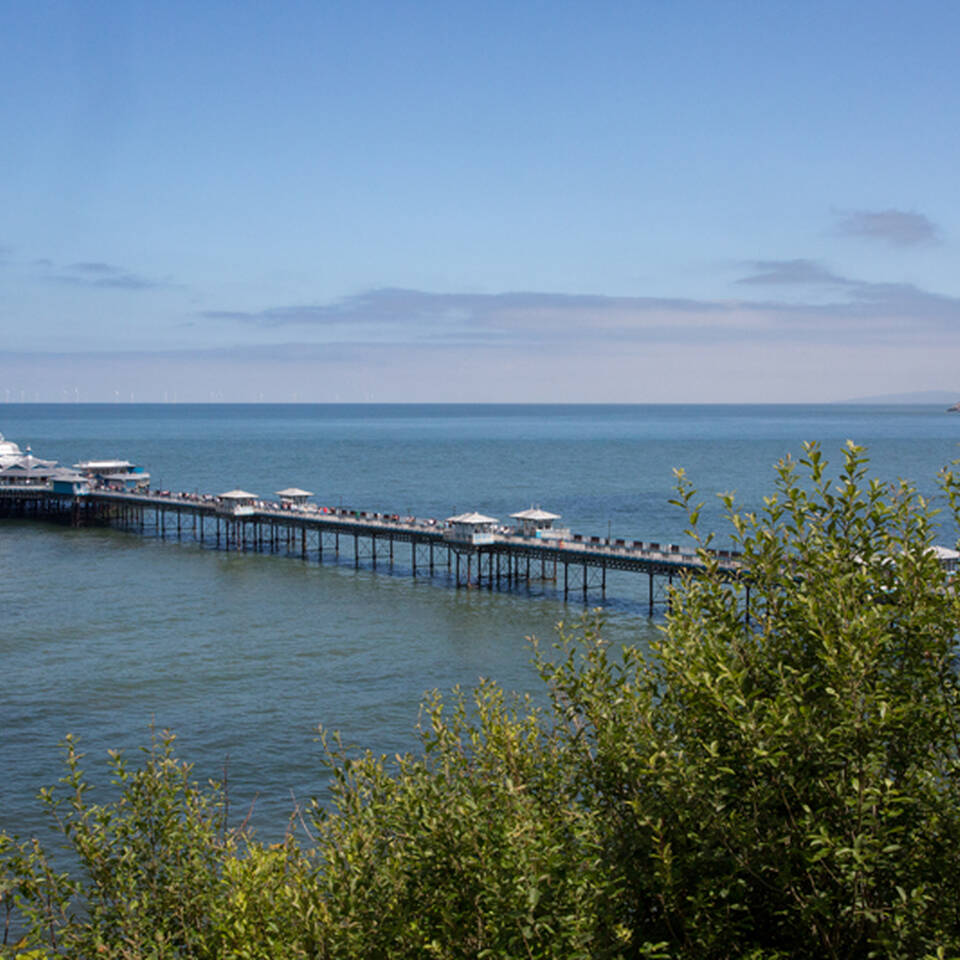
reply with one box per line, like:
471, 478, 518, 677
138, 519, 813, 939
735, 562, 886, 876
2, 402, 959, 841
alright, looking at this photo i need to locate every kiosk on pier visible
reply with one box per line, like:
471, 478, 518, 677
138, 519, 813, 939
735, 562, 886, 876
276, 487, 314, 508
510, 507, 570, 541
444, 512, 498, 545
216, 490, 258, 517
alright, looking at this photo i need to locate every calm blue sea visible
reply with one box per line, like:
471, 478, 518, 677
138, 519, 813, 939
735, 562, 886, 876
2, 403, 959, 839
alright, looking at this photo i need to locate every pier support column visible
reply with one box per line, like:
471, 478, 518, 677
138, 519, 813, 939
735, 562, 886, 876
354, 534, 359, 569
411, 541, 417, 577
648, 571, 654, 616
564, 562, 569, 600
583, 562, 588, 601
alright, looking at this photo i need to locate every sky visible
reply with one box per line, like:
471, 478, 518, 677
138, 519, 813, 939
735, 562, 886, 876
2, 0, 959, 402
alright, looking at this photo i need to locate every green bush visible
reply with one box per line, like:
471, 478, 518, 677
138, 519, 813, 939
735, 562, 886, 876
4, 442, 960, 958
0, 732, 234, 959
306, 683, 618, 958
538, 442, 960, 957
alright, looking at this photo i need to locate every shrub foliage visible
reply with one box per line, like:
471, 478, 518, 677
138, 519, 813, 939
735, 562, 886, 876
4, 442, 960, 958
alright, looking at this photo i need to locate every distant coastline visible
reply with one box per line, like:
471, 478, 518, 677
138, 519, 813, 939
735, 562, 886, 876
840, 390, 960, 405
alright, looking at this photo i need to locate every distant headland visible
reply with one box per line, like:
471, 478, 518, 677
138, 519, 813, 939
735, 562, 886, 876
840, 390, 960, 405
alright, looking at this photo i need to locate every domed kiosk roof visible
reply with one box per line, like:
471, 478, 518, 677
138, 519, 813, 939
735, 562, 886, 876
0, 432, 23, 458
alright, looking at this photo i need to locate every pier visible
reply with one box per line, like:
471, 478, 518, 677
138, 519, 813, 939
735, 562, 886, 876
5, 427, 957, 613
0, 482, 737, 612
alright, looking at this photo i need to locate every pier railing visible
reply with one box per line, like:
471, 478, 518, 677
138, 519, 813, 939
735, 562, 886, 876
1, 482, 733, 559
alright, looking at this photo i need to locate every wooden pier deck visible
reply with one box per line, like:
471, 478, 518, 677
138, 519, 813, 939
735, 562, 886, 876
0, 484, 739, 611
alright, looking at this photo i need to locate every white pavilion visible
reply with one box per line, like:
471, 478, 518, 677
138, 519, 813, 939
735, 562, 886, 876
510, 507, 570, 540
0, 434, 60, 486
275, 487, 314, 507
216, 490, 259, 516
444, 511, 499, 545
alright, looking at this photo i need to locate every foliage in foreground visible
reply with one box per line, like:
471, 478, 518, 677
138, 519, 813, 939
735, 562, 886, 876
4, 442, 960, 958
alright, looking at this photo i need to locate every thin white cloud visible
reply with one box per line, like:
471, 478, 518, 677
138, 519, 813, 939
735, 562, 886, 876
202, 289, 722, 327
737, 259, 852, 287
201, 288, 759, 348
734, 258, 960, 325
200, 272, 960, 349
832, 209, 941, 246
69, 261, 120, 274
21, 256, 172, 290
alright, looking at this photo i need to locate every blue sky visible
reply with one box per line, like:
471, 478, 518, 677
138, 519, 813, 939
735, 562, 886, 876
2, 0, 959, 401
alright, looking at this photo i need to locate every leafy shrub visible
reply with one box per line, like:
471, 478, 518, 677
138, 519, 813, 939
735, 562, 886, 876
538, 442, 960, 957
305, 682, 621, 958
